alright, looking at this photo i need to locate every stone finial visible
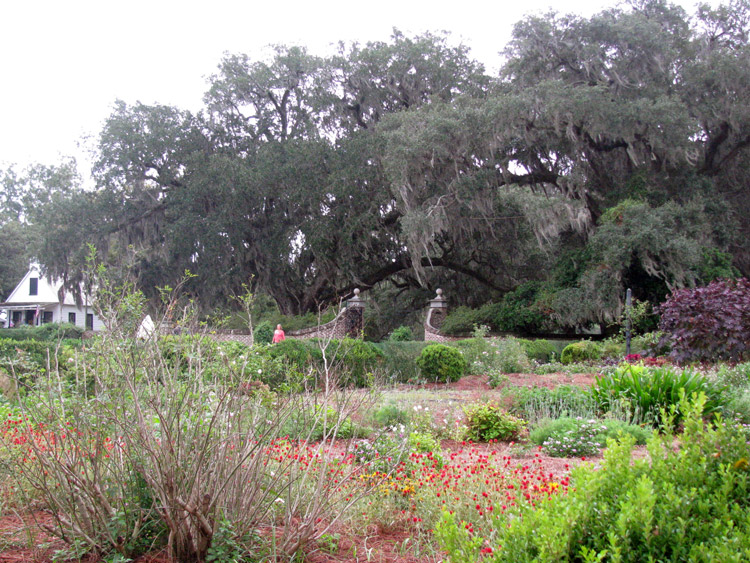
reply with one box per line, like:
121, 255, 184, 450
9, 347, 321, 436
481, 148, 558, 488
347, 288, 365, 309
430, 288, 447, 308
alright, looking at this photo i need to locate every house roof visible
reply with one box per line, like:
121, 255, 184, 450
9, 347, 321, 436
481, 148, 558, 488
1, 264, 92, 308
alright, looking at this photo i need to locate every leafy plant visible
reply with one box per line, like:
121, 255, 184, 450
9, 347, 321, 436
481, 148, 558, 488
463, 402, 526, 442
530, 417, 650, 457
416, 344, 467, 383
495, 337, 532, 373
540, 418, 607, 457
591, 364, 727, 427
658, 277, 750, 363
373, 401, 408, 427
518, 338, 556, 363
505, 385, 596, 423
253, 320, 274, 344
388, 325, 413, 341
373, 341, 429, 383
560, 340, 602, 364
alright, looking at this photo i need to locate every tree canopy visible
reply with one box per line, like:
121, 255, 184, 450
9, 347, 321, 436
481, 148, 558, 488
9, 0, 750, 331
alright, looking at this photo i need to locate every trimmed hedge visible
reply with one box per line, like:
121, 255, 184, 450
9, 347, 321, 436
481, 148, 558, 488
560, 340, 602, 364
416, 344, 467, 383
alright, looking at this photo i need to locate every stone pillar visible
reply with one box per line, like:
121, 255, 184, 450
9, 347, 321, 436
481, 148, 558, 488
343, 288, 365, 338
428, 288, 448, 330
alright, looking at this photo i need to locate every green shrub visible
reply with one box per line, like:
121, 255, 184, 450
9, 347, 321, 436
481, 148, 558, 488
0, 322, 83, 342
530, 417, 651, 455
328, 338, 384, 387
560, 340, 602, 364
495, 337, 532, 373
716, 362, 750, 388
463, 402, 526, 442
518, 338, 556, 363
591, 364, 727, 427
373, 341, 430, 383
265, 338, 323, 374
489, 282, 549, 333
436, 394, 750, 563
599, 337, 626, 360
540, 418, 607, 457
451, 337, 496, 375
416, 344, 467, 383
253, 321, 274, 344
372, 402, 408, 427
440, 307, 481, 335
388, 325, 413, 342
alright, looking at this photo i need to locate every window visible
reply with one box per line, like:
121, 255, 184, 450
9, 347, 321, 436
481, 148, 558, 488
68, 312, 76, 325
42, 311, 53, 324
29, 277, 38, 296
86, 313, 94, 331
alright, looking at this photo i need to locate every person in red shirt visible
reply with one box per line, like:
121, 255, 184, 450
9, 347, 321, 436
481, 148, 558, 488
272, 324, 286, 343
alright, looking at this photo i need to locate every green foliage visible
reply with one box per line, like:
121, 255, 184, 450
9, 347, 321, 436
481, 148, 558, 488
437, 395, 750, 562
591, 364, 727, 427
330, 338, 384, 387
0, 322, 83, 342
440, 306, 480, 335
253, 320, 273, 344
372, 341, 430, 383
416, 344, 467, 383
491, 282, 550, 333
372, 402, 409, 427
560, 340, 602, 364
539, 418, 607, 458
518, 338, 556, 362
388, 325, 413, 341
451, 336, 496, 375
505, 385, 597, 423
462, 402, 526, 442
530, 417, 651, 457
265, 338, 323, 374
494, 337, 532, 373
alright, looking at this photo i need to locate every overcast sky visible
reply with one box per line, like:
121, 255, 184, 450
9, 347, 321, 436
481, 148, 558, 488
1, 0, 705, 177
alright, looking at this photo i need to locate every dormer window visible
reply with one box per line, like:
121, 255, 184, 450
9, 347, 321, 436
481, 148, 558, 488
29, 277, 38, 296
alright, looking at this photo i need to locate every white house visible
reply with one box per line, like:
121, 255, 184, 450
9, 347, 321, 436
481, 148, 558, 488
0, 264, 103, 331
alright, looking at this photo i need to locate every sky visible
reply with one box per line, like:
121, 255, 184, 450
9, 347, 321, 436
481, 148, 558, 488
0, 0, 705, 178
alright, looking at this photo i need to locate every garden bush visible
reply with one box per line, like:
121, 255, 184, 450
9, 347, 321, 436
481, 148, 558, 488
253, 320, 274, 344
265, 338, 323, 374
518, 338, 556, 362
388, 325, 413, 341
373, 341, 429, 383
440, 306, 481, 335
560, 339, 602, 364
0, 322, 83, 342
451, 336, 496, 375
530, 417, 651, 457
463, 402, 526, 442
328, 338, 384, 387
495, 337, 532, 373
416, 344, 467, 383
372, 401, 409, 427
591, 364, 726, 427
436, 394, 750, 562
658, 277, 750, 363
